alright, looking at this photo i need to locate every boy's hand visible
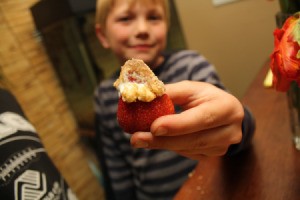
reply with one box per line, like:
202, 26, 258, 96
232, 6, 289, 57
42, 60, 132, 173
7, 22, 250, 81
130, 81, 244, 160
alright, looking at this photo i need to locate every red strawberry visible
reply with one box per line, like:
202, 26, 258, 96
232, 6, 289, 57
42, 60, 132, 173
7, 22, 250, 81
114, 59, 174, 133
117, 94, 175, 134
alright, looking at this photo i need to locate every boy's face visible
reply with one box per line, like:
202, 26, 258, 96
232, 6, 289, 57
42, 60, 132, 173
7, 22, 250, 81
96, 0, 168, 68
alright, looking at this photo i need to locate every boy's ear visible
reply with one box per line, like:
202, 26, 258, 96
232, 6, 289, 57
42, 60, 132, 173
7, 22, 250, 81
95, 24, 110, 48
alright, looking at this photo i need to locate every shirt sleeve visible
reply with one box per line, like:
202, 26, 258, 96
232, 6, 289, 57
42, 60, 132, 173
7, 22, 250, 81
94, 87, 137, 200
226, 107, 256, 156
0, 88, 78, 200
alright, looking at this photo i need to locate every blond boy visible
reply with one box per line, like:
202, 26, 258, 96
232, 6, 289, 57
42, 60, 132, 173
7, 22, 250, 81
94, 0, 255, 199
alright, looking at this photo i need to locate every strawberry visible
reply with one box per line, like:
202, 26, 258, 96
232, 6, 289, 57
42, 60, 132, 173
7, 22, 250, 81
117, 94, 175, 134
114, 58, 174, 133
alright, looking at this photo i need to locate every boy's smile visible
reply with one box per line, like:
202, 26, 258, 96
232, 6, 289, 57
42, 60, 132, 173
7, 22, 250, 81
130, 44, 155, 51
96, 0, 168, 69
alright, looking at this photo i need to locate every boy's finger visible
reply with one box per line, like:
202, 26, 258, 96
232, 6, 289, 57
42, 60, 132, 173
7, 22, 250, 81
131, 126, 238, 151
150, 103, 230, 136
165, 81, 204, 106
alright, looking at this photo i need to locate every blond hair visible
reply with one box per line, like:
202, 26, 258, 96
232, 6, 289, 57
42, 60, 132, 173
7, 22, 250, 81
95, 0, 170, 28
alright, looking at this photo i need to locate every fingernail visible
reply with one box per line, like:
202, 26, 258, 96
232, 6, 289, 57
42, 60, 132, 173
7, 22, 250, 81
155, 127, 168, 136
134, 140, 149, 148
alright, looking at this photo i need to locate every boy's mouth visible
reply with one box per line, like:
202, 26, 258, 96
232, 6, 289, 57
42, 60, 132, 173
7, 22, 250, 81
131, 44, 154, 51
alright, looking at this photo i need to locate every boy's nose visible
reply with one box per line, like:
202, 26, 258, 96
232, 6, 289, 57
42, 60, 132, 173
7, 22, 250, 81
135, 18, 149, 35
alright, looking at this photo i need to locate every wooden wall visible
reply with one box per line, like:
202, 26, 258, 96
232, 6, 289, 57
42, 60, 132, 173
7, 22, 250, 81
0, 0, 104, 199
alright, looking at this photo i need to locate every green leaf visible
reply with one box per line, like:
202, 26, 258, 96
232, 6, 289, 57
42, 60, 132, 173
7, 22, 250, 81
292, 13, 300, 58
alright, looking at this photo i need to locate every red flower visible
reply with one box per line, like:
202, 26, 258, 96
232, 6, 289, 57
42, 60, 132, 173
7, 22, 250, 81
270, 12, 300, 91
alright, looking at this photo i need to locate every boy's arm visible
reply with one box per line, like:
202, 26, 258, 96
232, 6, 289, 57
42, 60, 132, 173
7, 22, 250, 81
94, 88, 137, 200
189, 55, 255, 155
94, 114, 137, 200
94, 116, 116, 200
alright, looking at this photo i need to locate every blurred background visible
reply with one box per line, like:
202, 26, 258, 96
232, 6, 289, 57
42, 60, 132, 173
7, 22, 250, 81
0, 0, 280, 199
175, 0, 280, 98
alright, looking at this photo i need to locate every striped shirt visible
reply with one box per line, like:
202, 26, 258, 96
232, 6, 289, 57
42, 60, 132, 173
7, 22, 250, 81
94, 50, 255, 200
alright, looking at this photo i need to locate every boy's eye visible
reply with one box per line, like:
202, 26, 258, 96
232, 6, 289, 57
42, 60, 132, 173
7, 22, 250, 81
148, 14, 162, 21
117, 16, 132, 22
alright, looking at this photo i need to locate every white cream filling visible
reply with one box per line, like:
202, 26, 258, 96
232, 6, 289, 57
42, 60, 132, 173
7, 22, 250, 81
117, 82, 156, 103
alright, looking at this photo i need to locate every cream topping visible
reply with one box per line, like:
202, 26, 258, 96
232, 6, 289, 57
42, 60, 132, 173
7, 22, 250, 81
114, 59, 165, 103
